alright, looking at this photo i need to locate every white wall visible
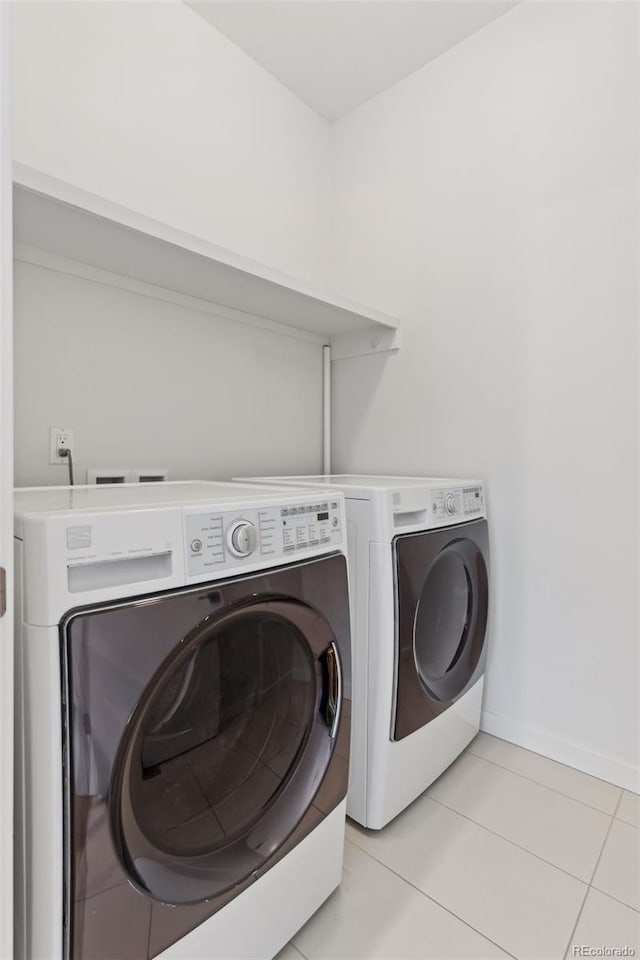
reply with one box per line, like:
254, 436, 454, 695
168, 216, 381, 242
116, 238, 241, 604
11, 1, 332, 287
0, 5, 14, 957
11, 0, 331, 487
14, 257, 323, 487
331, 2, 639, 788
11, 0, 639, 787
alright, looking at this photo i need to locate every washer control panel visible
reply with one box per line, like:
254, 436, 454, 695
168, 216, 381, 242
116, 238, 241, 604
185, 498, 342, 576
431, 485, 484, 523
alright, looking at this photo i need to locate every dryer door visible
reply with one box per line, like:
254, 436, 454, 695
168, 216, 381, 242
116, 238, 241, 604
393, 519, 489, 741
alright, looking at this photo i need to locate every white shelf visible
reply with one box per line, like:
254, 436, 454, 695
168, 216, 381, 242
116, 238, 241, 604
13, 164, 400, 359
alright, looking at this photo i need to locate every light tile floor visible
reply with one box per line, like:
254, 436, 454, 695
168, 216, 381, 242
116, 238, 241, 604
279, 734, 640, 960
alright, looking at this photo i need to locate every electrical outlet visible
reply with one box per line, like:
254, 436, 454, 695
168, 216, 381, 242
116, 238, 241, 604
49, 426, 74, 465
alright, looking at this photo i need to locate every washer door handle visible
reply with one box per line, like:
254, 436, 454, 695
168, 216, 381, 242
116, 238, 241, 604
319, 642, 342, 739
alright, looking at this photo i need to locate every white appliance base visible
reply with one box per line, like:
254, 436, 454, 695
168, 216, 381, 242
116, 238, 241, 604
159, 799, 346, 959
365, 679, 484, 830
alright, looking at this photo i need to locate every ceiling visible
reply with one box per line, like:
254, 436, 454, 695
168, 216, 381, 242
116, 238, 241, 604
185, 1, 519, 121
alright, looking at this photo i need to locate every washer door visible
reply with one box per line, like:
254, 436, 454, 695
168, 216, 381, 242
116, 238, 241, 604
111, 599, 341, 904
110, 600, 340, 903
393, 520, 489, 741
63, 553, 350, 959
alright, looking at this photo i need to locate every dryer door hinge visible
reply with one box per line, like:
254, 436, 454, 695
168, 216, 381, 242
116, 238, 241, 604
0, 567, 6, 618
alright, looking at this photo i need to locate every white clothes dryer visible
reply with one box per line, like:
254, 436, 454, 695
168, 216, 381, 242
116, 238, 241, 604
235, 476, 490, 830
14, 481, 351, 960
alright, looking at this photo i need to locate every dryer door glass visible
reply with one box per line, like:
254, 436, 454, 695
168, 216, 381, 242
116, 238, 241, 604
412, 541, 487, 703
414, 549, 472, 692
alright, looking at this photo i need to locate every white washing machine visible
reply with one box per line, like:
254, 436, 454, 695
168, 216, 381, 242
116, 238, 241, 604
14, 481, 351, 960
236, 476, 489, 830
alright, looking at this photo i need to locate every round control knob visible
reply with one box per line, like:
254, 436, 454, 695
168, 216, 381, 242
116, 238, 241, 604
445, 494, 456, 515
227, 520, 257, 558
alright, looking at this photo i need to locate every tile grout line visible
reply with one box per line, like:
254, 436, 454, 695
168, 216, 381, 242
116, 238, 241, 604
342, 838, 519, 959
561, 791, 624, 960
288, 939, 310, 960
590, 796, 640, 917
614, 813, 640, 829
423, 794, 598, 885
472, 735, 636, 792
75, 877, 127, 905
588, 885, 640, 915
466, 747, 624, 817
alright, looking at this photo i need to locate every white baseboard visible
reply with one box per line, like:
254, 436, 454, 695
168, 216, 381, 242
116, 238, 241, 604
480, 709, 639, 793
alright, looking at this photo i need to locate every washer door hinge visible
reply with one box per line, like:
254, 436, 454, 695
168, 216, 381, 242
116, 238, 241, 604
0, 567, 6, 618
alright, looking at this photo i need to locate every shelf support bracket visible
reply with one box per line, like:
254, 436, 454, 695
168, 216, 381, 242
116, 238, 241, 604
330, 325, 401, 361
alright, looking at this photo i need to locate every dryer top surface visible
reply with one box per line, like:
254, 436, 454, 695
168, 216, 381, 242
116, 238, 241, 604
236, 474, 482, 499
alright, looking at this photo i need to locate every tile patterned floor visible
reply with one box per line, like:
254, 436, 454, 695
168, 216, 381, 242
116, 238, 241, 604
279, 734, 640, 960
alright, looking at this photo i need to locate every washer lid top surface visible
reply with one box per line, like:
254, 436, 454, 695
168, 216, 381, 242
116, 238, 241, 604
14, 479, 318, 519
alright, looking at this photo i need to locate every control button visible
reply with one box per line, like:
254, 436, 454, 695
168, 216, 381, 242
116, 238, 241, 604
190, 538, 203, 553
332, 516, 339, 528
445, 494, 456, 515
227, 521, 257, 558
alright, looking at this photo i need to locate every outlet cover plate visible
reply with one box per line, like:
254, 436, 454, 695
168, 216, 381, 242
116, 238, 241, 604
49, 426, 74, 464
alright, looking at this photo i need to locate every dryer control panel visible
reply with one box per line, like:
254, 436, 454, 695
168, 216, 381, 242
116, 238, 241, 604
185, 498, 343, 577
431, 485, 485, 524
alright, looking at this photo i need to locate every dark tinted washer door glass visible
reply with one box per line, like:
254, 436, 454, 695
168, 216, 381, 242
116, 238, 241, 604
113, 602, 335, 904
